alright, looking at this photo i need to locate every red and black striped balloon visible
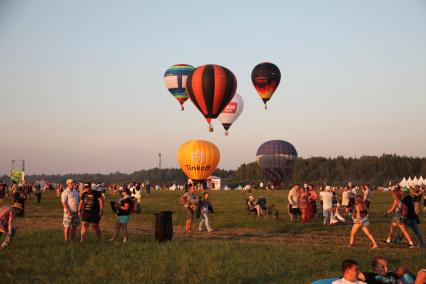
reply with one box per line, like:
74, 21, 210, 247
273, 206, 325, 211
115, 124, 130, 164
186, 64, 237, 127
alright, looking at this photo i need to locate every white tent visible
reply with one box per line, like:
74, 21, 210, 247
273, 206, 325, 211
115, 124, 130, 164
399, 177, 408, 187
413, 176, 419, 186
419, 176, 426, 186
407, 177, 413, 186
223, 185, 231, 190
235, 185, 243, 190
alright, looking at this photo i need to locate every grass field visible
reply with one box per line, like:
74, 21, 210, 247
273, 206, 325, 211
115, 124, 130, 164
0, 190, 425, 283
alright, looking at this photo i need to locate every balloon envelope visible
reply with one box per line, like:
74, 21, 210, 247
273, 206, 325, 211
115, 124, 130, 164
256, 140, 297, 186
164, 64, 194, 110
218, 93, 244, 134
178, 140, 220, 181
251, 62, 281, 108
186, 64, 237, 127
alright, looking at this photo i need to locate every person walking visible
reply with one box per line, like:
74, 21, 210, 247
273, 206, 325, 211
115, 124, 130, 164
61, 179, 80, 242
0, 203, 24, 249
180, 185, 198, 232
363, 184, 371, 209
198, 192, 214, 233
412, 186, 422, 217
349, 196, 378, 249
394, 187, 424, 247
78, 183, 103, 243
110, 188, 132, 243
383, 186, 415, 248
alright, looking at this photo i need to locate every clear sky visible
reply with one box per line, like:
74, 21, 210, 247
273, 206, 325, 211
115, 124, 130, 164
0, 0, 425, 175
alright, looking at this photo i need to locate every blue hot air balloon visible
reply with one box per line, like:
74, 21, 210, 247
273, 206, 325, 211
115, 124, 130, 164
256, 140, 298, 186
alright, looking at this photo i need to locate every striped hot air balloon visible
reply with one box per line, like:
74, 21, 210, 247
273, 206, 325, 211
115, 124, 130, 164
251, 62, 281, 109
256, 140, 297, 187
186, 64, 237, 131
164, 64, 194, 110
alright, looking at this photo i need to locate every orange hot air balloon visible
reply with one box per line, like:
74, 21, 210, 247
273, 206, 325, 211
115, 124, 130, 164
177, 140, 220, 181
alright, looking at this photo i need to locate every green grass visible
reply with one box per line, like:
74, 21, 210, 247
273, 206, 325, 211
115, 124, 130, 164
0, 190, 425, 283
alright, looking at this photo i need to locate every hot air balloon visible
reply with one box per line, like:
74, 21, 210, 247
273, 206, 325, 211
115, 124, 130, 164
256, 140, 297, 187
218, 93, 244, 136
164, 64, 195, 110
251, 62, 281, 109
178, 140, 220, 181
186, 64, 237, 132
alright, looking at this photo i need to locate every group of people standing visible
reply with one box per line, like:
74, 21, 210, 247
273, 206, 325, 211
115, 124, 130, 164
287, 182, 425, 249
60, 179, 132, 243
180, 185, 214, 233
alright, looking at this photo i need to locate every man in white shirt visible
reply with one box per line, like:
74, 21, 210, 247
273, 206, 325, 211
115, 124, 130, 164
320, 186, 333, 225
362, 184, 371, 209
61, 179, 80, 241
332, 259, 366, 284
288, 185, 301, 221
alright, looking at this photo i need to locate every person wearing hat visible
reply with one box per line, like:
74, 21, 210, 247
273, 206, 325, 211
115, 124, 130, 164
383, 186, 415, 248
393, 187, 424, 248
0, 203, 23, 249
78, 182, 103, 242
61, 179, 80, 242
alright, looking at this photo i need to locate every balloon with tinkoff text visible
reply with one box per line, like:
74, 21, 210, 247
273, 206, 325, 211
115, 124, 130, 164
177, 140, 220, 181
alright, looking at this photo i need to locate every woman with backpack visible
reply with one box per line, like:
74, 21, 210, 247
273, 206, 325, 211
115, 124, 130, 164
383, 186, 415, 248
110, 188, 132, 243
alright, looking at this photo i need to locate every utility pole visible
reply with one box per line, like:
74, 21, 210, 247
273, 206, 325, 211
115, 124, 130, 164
158, 153, 162, 170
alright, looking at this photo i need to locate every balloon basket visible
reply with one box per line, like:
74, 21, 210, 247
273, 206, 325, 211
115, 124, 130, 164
264, 104, 268, 110
208, 126, 214, 132
181, 106, 184, 111
225, 131, 229, 136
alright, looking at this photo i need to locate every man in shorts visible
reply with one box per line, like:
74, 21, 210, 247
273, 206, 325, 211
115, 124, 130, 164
180, 185, 198, 232
78, 183, 103, 242
61, 179, 80, 241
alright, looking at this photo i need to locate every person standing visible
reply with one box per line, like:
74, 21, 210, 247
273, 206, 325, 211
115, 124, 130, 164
0, 181, 6, 206
320, 186, 333, 225
78, 183, 103, 243
309, 185, 318, 218
383, 186, 415, 248
394, 187, 424, 247
412, 186, 422, 217
300, 188, 311, 223
110, 188, 132, 243
34, 183, 42, 204
0, 203, 24, 249
180, 185, 198, 232
198, 192, 214, 233
288, 185, 301, 222
363, 184, 371, 209
349, 196, 378, 249
61, 179, 80, 242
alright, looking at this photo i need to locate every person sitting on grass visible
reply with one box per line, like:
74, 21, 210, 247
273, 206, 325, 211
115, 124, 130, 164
330, 205, 346, 225
363, 256, 403, 284
78, 182, 103, 243
110, 188, 132, 243
332, 259, 366, 284
0, 203, 24, 249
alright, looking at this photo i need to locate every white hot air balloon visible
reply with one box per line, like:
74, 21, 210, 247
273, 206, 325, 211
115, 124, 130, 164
218, 93, 244, 136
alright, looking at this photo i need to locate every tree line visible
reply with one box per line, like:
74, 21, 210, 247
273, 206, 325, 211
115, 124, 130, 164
1, 155, 425, 188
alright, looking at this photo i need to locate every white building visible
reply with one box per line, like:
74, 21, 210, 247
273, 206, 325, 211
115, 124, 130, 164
206, 176, 222, 190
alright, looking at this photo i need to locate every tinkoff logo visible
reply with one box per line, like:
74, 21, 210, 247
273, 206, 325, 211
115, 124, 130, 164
190, 151, 205, 163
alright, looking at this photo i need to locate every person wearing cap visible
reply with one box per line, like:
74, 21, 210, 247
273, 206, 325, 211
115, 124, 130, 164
0, 203, 23, 249
61, 179, 80, 242
394, 187, 424, 248
383, 186, 415, 248
78, 182, 103, 242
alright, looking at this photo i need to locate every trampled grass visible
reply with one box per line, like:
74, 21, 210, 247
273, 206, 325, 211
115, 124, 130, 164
0, 190, 425, 283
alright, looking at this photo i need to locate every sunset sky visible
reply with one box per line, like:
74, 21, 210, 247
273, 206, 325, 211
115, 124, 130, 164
0, 0, 425, 175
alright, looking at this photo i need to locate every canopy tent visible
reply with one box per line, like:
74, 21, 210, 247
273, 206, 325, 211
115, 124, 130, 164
413, 176, 419, 186
419, 176, 426, 185
407, 177, 413, 186
399, 177, 408, 187
223, 185, 231, 190
235, 185, 243, 190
